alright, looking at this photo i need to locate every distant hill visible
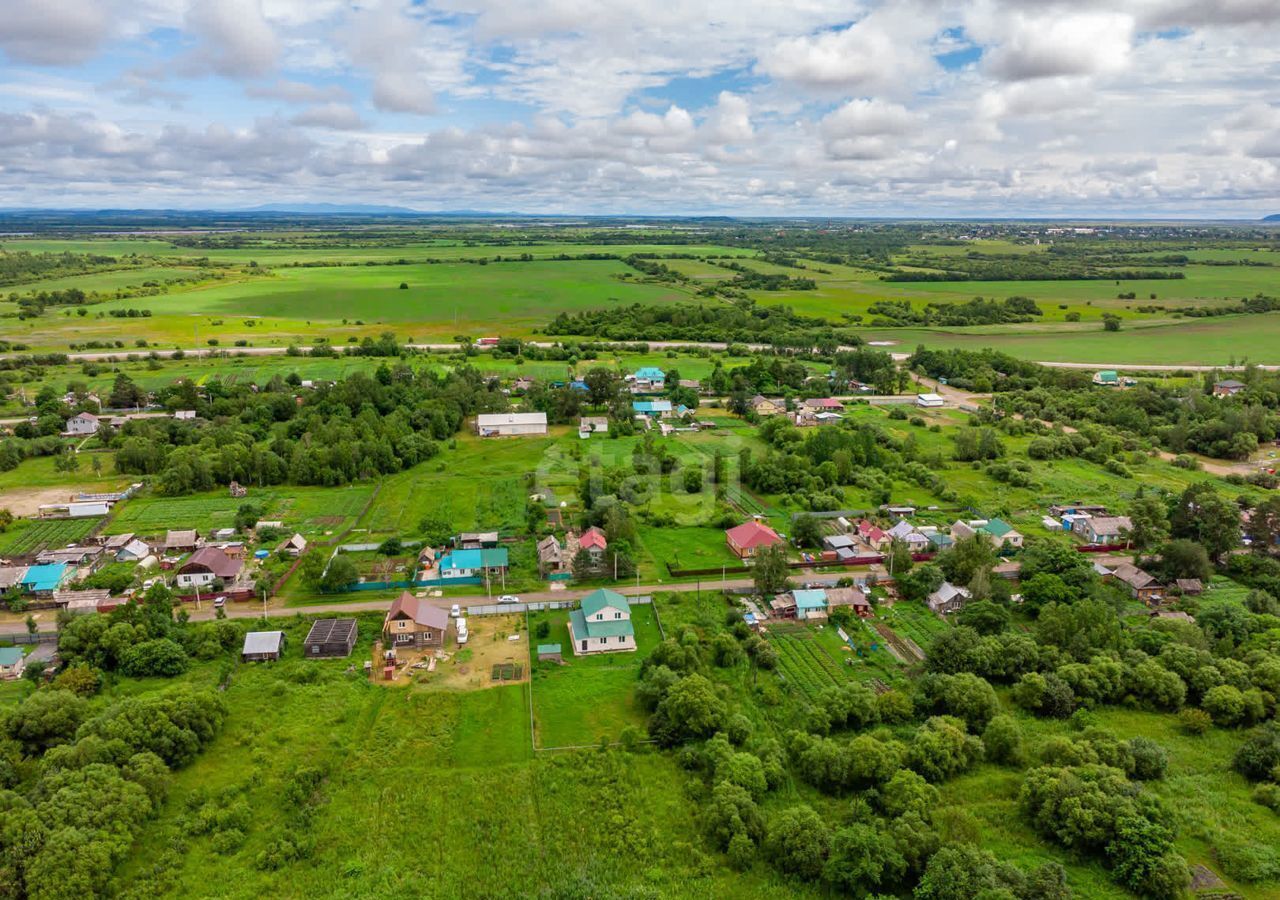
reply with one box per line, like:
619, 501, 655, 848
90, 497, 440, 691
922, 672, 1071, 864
1265, 214, 1280, 222
245, 202, 423, 214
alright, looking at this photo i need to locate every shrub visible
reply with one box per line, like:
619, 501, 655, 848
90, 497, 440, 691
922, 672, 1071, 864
1177, 708, 1212, 735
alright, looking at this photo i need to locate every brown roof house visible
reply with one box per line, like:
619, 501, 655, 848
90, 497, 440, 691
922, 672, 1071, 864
827, 587, 872, 618
175, 546, 243, 589
383, 593, 451, 651
164, 530, 200, 553
1109, 563, 1164, 604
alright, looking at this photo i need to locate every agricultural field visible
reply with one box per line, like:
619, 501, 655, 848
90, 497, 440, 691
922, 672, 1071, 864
765, 621, 857, 698
105, 485, 374, 537
527, 602, 663, 748
0, 515, 101, 556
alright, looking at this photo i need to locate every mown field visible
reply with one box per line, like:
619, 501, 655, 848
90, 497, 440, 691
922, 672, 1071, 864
5, 232, 1280, 363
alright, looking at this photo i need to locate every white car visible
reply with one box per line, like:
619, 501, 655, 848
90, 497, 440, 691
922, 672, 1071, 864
450, 604, 461, 618
497, 595, 520, 604
213, 597, 226, 608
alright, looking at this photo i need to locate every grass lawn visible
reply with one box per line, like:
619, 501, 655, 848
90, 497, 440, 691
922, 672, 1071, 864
527, 603, 662, 748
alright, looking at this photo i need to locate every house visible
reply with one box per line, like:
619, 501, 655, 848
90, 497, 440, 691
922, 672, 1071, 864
769, 593, 797, 618
383, 593, 451, 650
476, 412, 548, 437
750, 395, 785, 417
856, 520, 891, 551
242, 631, 285, 662
114, 538, 151, 563
438, 547, 509, 579
792, 589, 829, 621
165, 530, 200, 553
579, 416, 609, 437
1110, 563, 1164, 604
981, 518, 1023, 549
1213, 379, 1246, 397
827, 587, 871, 618
887, 520, 930, 551
925, 530, 954, 551
631, 367, 666, 391
567, 588, 636, 655
536, 535, 567, 576
65, 412, 100, 435
633, 399, 673, 418
175, 546, 243, 589
0, 567, 27, 592
35, 546, 103, 568
726, 520, 783, 558
0, 648, 25, 680
801, 398, 845, 412
455, 532, 500, 549
303, 618, 357, 658
1092, 370, 1120, 386
101, 532, 135, 551
280, 533, 307, 557
823, 534, 857, 553
19, 563, 69, 597
1074, 515, 1132, 545
578, 526, 608, 562
916, 393, 945, 408
1175, 578, 1204, 596
927, 582, 971, 615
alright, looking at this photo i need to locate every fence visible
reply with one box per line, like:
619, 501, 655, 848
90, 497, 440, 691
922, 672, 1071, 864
0, 631, 58, 646
347, 576, 483, 591
467, 596, 652, 617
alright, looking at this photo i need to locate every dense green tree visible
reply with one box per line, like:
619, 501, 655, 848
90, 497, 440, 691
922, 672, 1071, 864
765, 805, 830, 880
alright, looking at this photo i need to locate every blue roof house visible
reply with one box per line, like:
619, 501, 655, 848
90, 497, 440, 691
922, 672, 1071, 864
20, 563, 69, 596
438, 547, 509, 579
793, 588, 829, 621
633, 399, 673, 417
632, 367, 666, 391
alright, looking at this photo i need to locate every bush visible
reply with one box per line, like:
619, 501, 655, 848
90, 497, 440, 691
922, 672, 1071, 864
120, 638, 190, 677
1177, 708, 1212, 735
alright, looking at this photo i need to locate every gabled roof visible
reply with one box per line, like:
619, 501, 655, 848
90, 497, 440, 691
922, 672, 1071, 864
1094, 370, 1119, 382
70, 411, 99, 421
440, 547, 509, 570
1085, 516, 1131, 535
632, 399, 672, 413
802, 397, 844, 409
928, 582, 970, 606
579, 526, 608, 550
165, 529, 198, 548
633, 367, 665, 380
826, 587, 868, 607
726, 520, 782, 549
20, 563, 68, 592
1214, 379, 1245, 389
887, 520, 916, 540
570, 607, 635, 639
581, 588, 629, 618
1111, 562, 1157, 589
0, 647, 23, 666
179, 546, 242, 579
385, 592, 450, 630
243, 631, 284, 655
477, 412, 547, 427
982, 518, 1017, 538
792, 589, 828, 610
118, 539, 151, 559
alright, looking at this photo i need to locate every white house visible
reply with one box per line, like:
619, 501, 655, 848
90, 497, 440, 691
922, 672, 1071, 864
65, 412, 100, 435
568, 588, 637, 655
476, 412, 548, 437
916, 393, 945, 408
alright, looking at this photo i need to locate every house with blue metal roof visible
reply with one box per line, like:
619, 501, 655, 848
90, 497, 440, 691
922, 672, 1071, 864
631, 367, 666, 391
19, 563, 69, 597
438, 547, 509, 579
632, 399, 672, 418
792, 588, 829, 621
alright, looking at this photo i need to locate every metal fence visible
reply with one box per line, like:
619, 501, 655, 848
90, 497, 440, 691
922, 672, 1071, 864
0, 632, 58, 646
467, 595, 652, 616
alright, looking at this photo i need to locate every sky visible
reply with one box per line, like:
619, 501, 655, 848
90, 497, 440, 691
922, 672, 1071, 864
0, 0, 1278, 217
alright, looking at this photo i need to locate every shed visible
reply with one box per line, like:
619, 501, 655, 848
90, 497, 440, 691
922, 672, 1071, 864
242, 631, 286, 662
537, 643, 563, 662
916, 393, 944, 407
0, 647, 25, 680
476, 412, 548, 437
303, 618, 357, 658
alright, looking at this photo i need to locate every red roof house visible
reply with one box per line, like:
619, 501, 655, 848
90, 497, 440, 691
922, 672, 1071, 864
579, 526, 608, 558
726, 520, 784, 558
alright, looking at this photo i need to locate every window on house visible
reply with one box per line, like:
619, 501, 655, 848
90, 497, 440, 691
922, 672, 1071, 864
599, 638, 606, 645
614, 612, 621, 619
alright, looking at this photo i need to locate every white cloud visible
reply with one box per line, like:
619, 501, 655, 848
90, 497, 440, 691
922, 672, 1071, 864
982, 11, 1135, 81
0, 0, 110, 65
246, 78, 349, 104
186, 0, 280, 78
290, 102, 366, 130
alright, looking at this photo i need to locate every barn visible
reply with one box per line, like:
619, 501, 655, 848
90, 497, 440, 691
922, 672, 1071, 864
242, 631, 286, 662
304, 618, 358, 658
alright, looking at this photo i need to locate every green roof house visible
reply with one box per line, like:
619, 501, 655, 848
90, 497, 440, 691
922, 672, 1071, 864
0, 647, 26, 680
1092, 370, 1120, 386
568, 588, 636, 655
980, 518, 1024, 549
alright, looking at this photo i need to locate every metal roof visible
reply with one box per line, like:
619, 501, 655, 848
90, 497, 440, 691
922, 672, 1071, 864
243, 631, 284, 655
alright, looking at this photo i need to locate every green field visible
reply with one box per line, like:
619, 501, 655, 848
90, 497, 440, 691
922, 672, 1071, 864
0, 515, 102, 555
528, 603, 663, 747
105, 485, 374, 537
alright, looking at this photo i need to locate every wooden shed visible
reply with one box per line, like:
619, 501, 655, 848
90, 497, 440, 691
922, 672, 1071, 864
304, 618, 358, 658
242, 631, 285, 662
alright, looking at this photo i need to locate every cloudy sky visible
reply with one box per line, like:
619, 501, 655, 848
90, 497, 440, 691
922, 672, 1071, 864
1, 0, 1278, 216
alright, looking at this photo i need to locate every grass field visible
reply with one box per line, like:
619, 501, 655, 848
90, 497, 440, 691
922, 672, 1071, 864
105, 485, 374, 537
7, 232, 1280, 363
528, 603, 662, 747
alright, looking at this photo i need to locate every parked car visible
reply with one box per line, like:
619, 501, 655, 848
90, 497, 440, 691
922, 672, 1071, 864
213, 597, 225, 608
450, 604, 461, 617
498, 595, 520, 604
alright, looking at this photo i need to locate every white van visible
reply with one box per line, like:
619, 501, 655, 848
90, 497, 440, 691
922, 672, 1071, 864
456, 617, 469, 645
